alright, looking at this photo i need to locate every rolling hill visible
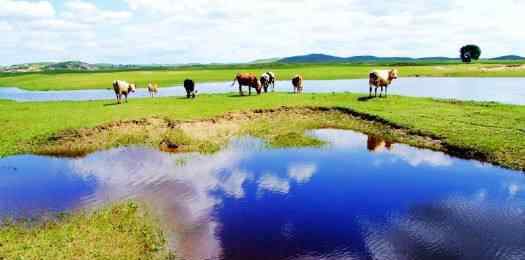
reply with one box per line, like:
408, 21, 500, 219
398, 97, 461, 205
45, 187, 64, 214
489, 55, 525, 60
278, 53, 459, 63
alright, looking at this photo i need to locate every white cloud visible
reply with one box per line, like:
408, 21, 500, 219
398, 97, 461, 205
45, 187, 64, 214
63, 0, 132, 25
2, 0, 525, 64
507, 183, 521, 198
390, 145, 453, 167
288, 163, 317, 184
0, 0, 55, 18
309, 129, 365, 149
257, 174, 290, 194
0, 21, 13, 32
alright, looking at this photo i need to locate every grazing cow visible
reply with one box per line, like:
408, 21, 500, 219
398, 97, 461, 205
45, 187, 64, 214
368, 69, 399, 97
232, 73, 262, 96
292, 74, 304, 93
112, 80, 136, 104
147, 82, 159, 97
260, 72, 276, 93
184, 79, 197, 99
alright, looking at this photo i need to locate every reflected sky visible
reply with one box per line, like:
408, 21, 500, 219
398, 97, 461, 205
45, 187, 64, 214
0, 129, 524, 260
1, 77, 525, 105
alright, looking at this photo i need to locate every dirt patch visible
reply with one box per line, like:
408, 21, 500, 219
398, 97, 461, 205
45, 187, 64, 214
480, 64, 525, 72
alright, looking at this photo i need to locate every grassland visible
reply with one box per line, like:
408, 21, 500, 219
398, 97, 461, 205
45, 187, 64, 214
1, 62, 525, 90
1, 92, 524, 170
0, 202, 173, 260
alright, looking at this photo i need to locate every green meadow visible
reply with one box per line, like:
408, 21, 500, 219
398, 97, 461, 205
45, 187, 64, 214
1, 92, 523, 170
1, 62, 525, 90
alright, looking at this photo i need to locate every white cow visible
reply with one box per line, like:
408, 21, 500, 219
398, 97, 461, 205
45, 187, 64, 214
112, 80, 136, 104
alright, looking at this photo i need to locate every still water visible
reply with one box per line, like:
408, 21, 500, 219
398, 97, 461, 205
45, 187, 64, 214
0, 129, 524, 259
0, 77, 524, 105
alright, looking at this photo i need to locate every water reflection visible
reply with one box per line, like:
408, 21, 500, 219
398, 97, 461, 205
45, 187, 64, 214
364, 194, 525, 260
0, 130, 524, 260
366, 135, 393, 152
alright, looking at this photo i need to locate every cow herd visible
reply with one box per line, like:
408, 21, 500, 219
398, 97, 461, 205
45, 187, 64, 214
112, 69, 398, 104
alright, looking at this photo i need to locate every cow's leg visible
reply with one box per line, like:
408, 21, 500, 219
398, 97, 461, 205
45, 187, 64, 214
385, 86, 388, 97
124, 93, 128, 103
374, 87, 377, 97
248, 86, 252, 96
369, 84, 373, 97
239, 85, 244, 96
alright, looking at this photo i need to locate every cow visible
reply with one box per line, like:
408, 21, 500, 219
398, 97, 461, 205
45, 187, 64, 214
369, 69, 399, 97
184, 79, 197, 99
112, 80, 136, 104
260, 72, 276, 93
292, 74, 304, 94
147, 82, 159, 97
232, 73, 262, 96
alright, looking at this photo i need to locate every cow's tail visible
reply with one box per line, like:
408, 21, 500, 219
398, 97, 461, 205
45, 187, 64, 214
231, 75, 238, 87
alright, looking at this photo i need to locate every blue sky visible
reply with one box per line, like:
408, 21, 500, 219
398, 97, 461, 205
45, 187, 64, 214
1, 0, 524, 65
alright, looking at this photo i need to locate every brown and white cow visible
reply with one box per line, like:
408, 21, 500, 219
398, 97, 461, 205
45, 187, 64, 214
292, 74, 304, 94
369, 69, 398, 97
112, 80, 136, 104
232, 73, 262, 96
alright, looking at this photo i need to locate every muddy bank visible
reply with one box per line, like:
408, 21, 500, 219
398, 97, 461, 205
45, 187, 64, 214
24, 107, 523, 171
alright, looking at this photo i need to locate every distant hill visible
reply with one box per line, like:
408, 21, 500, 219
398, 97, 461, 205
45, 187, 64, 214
44, 61, 97, 71
489, 55, 525, 60
279, 54, 347, 63
0, 61, 159, 73
417, 57, 459, 61
251, 57, 281, 64
0, 63, 51, 72
345, 55, 413, 62
278, 53, 460, 63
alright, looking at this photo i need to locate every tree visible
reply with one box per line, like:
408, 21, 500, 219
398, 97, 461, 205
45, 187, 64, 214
460, 45, 481, 63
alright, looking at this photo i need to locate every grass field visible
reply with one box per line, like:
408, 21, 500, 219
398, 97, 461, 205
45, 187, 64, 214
0, 202, 173, 259
1, 92, 524, 170
1, 63, 525, 90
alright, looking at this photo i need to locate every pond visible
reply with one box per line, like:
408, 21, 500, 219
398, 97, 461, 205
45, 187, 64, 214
0, 77, 524, 105
0, 129, 524, 260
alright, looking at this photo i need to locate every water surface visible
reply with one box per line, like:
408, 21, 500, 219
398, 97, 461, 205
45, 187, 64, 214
1, 77, 524, 104
0, 129, 524, 260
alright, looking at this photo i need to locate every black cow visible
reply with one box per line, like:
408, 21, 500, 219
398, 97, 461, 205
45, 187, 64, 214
184, 79, 196, 99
